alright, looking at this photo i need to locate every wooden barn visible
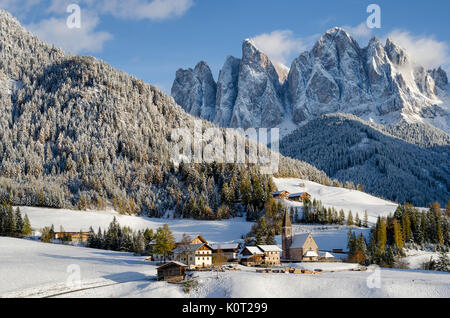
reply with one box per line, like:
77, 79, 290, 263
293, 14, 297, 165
288, 192, 311, 202
157, 261, 187, 282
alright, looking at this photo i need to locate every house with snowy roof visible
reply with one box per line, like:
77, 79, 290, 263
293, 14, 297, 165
288, 192, 311, 202
240, 245, 282, 266
210, 243, 241, 261
282, 209, 319, 261
173, 243, 213, 268
272, 190, 290, 199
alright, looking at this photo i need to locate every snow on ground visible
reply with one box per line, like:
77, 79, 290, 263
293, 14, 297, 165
273, 177, 398, 224
18, 207, 252, 244
403, 249, 450, 270
2, 238, 449, 298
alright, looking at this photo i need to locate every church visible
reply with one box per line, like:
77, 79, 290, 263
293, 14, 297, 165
282, 209, 320, 262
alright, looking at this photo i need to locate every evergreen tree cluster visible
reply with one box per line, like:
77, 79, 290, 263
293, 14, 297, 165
280, 113, 450, 207
246, 199, 285, 245
347, 202, 450, 267
301, 199, 369, 228
0, 202, 31, 237
87, 217, 155, 255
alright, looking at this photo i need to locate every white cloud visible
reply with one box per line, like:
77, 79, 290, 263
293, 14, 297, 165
342, 22, 373, 42
92, 0, 194, 21
25, 11, 113, 54
386, 30, 450, 70
0, 0, 40, 16
250, 30, 306, 65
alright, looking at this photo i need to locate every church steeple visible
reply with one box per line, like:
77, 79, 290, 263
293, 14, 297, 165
283, 207, 292, 228
282, 208, 292, 260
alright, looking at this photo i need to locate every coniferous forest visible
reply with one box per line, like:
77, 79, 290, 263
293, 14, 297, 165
0, 11, 329, 220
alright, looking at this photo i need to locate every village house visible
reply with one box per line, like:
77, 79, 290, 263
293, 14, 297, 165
272, 191, 290, 199
288, 192, 311, 202
257, 245, 282, 266
210, 243, 241, 262
175, 234, 208, 246
282, 209, 320, 262
240, 246, 264, 267
151, 234, 209, 263
157, 261, 187, 282
173, 243, 213, 268
240, 245, 282, 266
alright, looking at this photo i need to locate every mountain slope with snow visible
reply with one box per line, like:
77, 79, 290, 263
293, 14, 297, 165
279, 114, 449, 206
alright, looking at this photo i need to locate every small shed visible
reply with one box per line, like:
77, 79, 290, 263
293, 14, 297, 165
319, 251, 335, 260
157, 261, 187, 282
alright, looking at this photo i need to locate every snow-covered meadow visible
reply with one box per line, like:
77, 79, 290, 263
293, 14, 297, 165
18, 206, 253, 244
273, 177, 399, 224
1, 238, 449, 298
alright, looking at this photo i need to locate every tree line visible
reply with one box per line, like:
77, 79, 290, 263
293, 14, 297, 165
348, 202, 450, 269
0, 202, 32, 237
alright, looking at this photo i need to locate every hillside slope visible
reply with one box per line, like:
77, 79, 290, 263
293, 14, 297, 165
0, 10, 327, 218
279, 114, 449, 206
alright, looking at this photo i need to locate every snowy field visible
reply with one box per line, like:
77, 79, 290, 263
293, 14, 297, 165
273, 178, 399, 224
18, 206, 253, 244
1, 238, 449, 298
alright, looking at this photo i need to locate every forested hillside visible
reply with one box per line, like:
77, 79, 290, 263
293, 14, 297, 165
280, 114, 449, 206
0, 10, 327, 219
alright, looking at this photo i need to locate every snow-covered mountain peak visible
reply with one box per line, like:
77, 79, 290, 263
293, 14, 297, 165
172, 28, 450, 134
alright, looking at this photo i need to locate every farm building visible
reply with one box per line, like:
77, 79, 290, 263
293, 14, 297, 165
272, 191, 290, 199
157, 261, 187, 282
288, 192, 311, 202
173, 243, 213, 268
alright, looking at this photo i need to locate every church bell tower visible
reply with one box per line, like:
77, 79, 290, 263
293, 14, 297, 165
282, 208, 292, 260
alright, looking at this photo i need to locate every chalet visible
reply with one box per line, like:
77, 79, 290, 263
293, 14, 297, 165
157, 261, 187, 282
288, 192, 311, 202
282, 209, 319, 262
240, 246, 264, 267
55, 232, 90, 243
272, 191, 290, 199
257, 245, 282, 266
173, 243, 213, 268
210, 243, 241, 261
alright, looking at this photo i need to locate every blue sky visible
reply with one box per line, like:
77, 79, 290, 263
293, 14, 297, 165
1, 0, 450, 93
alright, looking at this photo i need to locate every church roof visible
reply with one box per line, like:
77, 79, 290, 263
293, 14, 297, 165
290, 233, 312, 249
